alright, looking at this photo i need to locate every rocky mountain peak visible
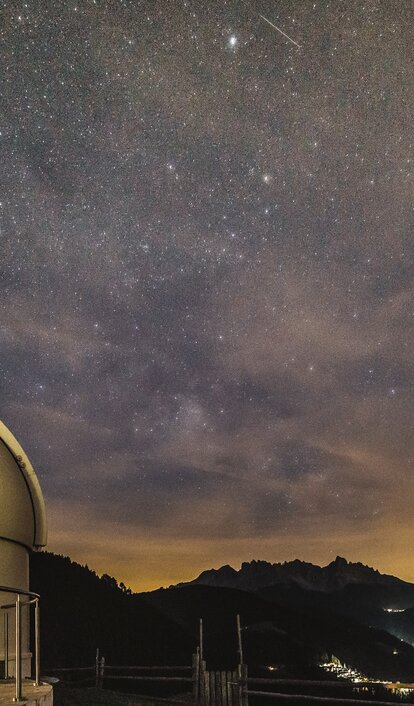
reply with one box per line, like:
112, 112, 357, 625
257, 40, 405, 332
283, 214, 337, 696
186, 557, 400, 593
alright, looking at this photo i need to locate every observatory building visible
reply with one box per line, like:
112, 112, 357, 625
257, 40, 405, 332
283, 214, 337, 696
0, 420, 52, 704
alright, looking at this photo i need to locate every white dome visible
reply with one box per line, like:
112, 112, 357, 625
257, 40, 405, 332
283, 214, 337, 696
0, 421, 47, 551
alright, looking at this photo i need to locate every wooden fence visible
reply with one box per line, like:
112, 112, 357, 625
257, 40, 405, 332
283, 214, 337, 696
43, 658, 414, 706
45, 649, 248, 705
192, 650, 247, 706
44, 656, 414, 706
42, 614, 414, 706
45, 650, 193, 694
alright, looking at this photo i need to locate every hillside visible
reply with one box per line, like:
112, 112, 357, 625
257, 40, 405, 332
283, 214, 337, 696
258, 581, 414, 644
29, 552, 193, 668
186, 557, 414, 648
30, 552, 414, 682
142, 583, 414, 680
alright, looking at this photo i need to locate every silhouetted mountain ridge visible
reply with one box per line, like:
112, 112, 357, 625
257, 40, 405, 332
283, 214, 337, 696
185, 556, 407, 593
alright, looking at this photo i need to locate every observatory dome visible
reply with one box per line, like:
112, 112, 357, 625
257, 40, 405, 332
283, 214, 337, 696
0, 420, 47, 551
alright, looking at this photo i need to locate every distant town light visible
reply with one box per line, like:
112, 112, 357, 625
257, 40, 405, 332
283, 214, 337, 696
384, 607, 405, 613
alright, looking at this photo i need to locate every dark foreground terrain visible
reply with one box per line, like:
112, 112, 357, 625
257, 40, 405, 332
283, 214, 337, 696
52, 685, 414, 706
30, 552, 414, 684
54, 685, 191, 706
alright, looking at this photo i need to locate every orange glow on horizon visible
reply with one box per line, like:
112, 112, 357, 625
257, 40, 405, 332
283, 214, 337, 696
47, 511, 414, 593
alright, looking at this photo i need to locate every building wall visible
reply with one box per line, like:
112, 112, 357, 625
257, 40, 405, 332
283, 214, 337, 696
0, 538, 31, 677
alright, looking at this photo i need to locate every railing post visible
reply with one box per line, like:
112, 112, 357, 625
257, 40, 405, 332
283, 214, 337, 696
13, 594, 22, 702
3, 611, 8, 679
34, 599, 40, 686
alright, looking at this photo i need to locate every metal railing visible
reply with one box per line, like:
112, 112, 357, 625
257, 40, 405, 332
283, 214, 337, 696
0, 584, 40, 702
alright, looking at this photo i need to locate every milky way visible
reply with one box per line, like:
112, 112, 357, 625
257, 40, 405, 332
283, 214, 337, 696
1, 0, 413, 590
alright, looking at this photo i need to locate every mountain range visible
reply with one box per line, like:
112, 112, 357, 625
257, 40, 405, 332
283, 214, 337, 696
184, 556, 414, 647
185, 556, 406, 593
29, 552, 414, 686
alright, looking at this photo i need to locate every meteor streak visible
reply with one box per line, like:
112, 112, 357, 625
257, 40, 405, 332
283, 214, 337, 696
259, 14, 302, 49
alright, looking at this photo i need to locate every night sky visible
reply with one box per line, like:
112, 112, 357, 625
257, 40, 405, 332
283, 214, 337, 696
1, 0, 414, 591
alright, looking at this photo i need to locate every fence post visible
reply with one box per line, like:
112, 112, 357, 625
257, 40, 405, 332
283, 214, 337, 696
193, 649, 200, 703
95, 649, 100, 688
99, 656, 105, 689
236, 614, 244, 706
221, 670, 227, 706
240, 663, 248, 706
200, 659, 206, 706
231, 670, 238, 706
226, 670, 233, 706
236, 615, 243, 666
199, 618, 203, 662
203, 668, 210, 706
210, 670, 216, 706
236, 664, 242, 706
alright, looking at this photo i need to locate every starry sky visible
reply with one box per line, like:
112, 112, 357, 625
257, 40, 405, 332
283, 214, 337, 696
1, 0, 414, 592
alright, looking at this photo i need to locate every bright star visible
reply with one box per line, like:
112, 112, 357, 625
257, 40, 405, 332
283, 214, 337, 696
228, 35, 237, 48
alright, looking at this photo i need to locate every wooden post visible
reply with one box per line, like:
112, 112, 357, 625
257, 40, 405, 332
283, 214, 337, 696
237, 664, 242, 706
217, 672, 221, 706
204, 669, 210, 706
236, 614, 243, 706
193, 650, 200, 704
210, 670, 216, 706
201, 660, 207, 706
95, 649, 100, 688
240, 664, 248, 706
231, 670, 238, 706
199, 618, 204, 662
226, 670, 233, 706
221, 670, 227, 706
236, 614, 243, 666
99, 656, 105, 689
